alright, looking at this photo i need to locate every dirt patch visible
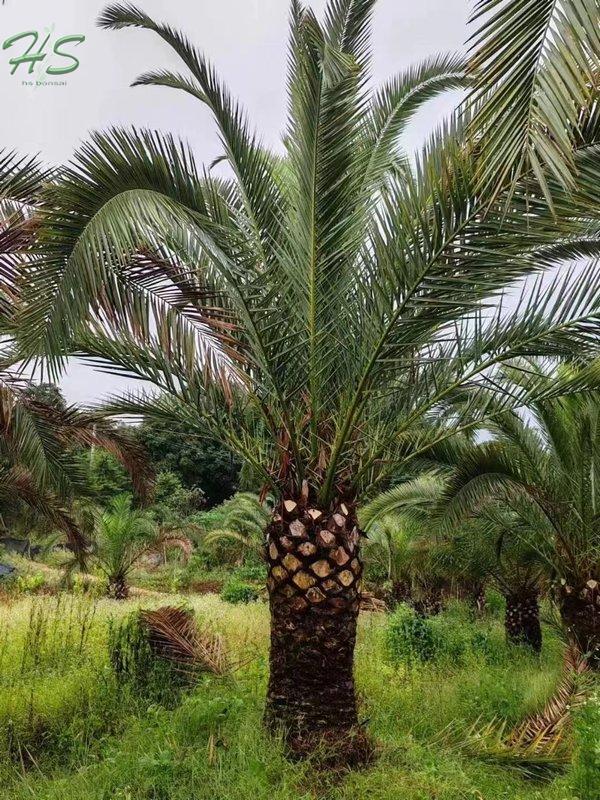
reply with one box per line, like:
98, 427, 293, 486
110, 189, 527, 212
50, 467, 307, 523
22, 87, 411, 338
189, 580, 224, 595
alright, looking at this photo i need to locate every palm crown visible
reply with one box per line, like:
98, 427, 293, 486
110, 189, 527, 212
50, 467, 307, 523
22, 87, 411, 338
435, 365, 600, 589
18, 0, 600, 510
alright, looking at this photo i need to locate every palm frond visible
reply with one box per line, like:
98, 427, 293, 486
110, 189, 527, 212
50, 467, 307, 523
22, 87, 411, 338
140, 605, 229, 675
467, 0, 600, 203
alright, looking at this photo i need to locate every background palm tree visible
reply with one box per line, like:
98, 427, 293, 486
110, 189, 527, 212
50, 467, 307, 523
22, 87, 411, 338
203, 492, 271, 564
440, 511, 546, 651
17, 0, 600, 758
426, 362, 600, 666
363, 477, 547, 649
94, 494, 158, 598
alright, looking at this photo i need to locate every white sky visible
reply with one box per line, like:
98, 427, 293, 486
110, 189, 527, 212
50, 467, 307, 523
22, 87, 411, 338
1, 0, 469, 405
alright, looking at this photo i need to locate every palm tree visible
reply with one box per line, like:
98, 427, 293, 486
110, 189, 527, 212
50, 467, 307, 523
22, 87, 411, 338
361, 512, 451, 613
363, 479, 546, 649
441, 511, 545, 652
202, 492, 271, 564
17, 1, 600, 757
424, 362, 600, 665
94, 494, 158, 598
361, 516, 415, 603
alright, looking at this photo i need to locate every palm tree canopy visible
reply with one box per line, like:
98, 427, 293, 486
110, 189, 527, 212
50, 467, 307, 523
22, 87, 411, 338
424, 362, 600, 586
467, 0, 600, 203
94, 494, 158, 578
17, 0, 600, 507
0, 152, 154, 551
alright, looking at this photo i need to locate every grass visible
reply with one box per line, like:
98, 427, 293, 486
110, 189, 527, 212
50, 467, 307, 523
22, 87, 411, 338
0, 588, 595, 800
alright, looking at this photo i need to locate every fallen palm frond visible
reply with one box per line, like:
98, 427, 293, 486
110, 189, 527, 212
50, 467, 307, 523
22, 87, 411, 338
140, 605, 229, 676
437, 645, 593, 779
507, 645, 591, 750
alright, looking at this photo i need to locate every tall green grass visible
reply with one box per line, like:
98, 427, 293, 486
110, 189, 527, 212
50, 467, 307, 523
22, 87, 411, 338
0, 593, 594, 799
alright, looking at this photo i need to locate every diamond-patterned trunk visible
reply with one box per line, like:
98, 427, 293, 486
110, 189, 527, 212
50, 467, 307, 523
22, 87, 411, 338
504, 589, 542, 652
107, 574, 129, 600
264, 498, 367, 761
560, 580, 600, 669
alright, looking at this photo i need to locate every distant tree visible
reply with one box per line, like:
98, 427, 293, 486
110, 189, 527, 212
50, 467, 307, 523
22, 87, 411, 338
22, 382, 67, 411
152, 470, 205, 522
134, 419, 240, 507
88, 450, 133, 504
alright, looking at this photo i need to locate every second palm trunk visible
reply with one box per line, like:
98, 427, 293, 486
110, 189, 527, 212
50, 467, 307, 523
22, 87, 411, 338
504, 589, 542, 652
264, 498, 368, 763
560, 580, 600, 668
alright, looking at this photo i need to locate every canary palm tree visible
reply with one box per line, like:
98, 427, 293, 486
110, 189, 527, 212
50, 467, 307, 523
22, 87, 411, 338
202, 492, 271, 564
363, 479, 546, 649
94, 494, 158, 598
431, 365, 600, 667
361, 516, 416, 603
439, 511, 546, 652
17, 0, 600, 758
361, 509, 452, 614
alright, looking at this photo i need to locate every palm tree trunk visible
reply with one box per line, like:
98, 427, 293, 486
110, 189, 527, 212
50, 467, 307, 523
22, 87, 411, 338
264, 498, 371, 765
391, 579, 412, 605
560, 581, 600, 669
504, 589, 542, 652
107, 574, 129, 600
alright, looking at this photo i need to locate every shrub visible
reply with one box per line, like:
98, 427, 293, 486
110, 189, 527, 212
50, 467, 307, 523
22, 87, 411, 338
71, 573, 104, 598
484, 588, 505, 618
386, 603, 510, 667
571, 692, 600, 800
233, 563, 265, 582
386, 604, 436, 664
16, 573, 46, 594
220, 578, 259, 605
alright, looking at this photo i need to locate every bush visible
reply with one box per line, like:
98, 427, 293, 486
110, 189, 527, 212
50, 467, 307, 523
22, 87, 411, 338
16, 573, 46, 594
484, 588, 506, 618
220, 578, 259, 605
571, 692, 600, 800
386, 603, 509, 667
386, 604, 436, 664
233, 563, 265, 582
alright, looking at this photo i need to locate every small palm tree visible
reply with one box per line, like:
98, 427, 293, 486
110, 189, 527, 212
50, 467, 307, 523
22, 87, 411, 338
18, 0, 600, 756
363, 474, 547, 650
439, 511, 545, 652
362, 513, 450, 613
361, 516, 414, 602
203, 492, 271, 564
94, 494, 158, 599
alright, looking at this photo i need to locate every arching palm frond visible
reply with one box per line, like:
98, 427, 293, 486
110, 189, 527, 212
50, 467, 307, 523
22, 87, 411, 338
466, 0, 600, 203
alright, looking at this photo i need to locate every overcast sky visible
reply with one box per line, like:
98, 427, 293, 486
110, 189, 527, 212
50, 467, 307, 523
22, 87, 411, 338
1, 0, 469, 405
